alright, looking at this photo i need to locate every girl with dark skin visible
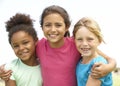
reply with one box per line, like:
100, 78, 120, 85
1, 13, 42, 86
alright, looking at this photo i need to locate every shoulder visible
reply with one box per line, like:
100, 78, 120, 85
37, 38, 46, 43
64, 37, 75, 45
65, 37, 74, 41
92, 56, 108, 64
37, 38, 47, 46
36, 38, 46, 50
5, 59, 19, 70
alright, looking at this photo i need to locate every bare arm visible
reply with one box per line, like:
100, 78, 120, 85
97, 49, 116, 71
5, 79, 16, 86
86, 75, 101, 86
91, 49, 116, 78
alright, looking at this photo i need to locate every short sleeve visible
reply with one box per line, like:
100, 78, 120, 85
4, 63, 15, 80
90, 56, 109, 82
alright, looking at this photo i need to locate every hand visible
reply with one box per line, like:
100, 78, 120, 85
0, 64, 12, 81
0, 64, 5, 77
91, 62, 108, 79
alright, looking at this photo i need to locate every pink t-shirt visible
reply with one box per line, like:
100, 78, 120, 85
36, 37, 80, 86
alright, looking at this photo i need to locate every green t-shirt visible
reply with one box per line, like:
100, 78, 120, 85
5, 59, 42, 86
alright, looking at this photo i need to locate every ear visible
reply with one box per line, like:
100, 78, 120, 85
97, 40, 101, 46
40, 25, 43, 30
35, 38, 38, 46
65, 26, 69, 32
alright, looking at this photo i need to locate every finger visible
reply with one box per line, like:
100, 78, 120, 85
1, 71, 12, 80
92, 62, 103, 71
91, 69, 102, 78
90, 73, 101, 79
91, 70, 101, 76
1, 70, 12, 77
1, 72, 12, 81
0, 64, 5, 73
1, 76, 10, 81
93, 62, 102, 68
92, 63, 99, 70
91, 74, 100, 79
91, 67, 100, 73
4, 70, 12, 73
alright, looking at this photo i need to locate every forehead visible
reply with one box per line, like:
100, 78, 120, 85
11, 31, 32, 42
75, 26, 96, 37
43, 13, 64, 22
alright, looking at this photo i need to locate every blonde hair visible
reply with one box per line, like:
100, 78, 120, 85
73, 17, 105, 43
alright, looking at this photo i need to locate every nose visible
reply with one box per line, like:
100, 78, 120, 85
51, 25, 56, 32
82, 40, 88, 45
19, 45, 24, 50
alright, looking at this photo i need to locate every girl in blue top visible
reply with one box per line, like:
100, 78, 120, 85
73, 17, 112, 86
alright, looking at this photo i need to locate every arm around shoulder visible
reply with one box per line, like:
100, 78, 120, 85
97, 49, 116, 72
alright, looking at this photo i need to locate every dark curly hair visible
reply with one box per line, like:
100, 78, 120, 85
5, 13, 38, 44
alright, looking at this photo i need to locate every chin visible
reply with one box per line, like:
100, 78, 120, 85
82, 53, 91, 57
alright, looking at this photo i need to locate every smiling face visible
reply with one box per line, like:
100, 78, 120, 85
11, 31, 37, 62
42, 13, 68, 48
75, 26, 100, 58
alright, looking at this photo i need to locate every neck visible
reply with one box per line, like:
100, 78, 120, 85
49, 38, 64, 48
21, 57, 39, 66
81, 52, 99, 64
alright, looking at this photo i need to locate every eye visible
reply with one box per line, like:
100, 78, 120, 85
45, 24, 51, 27
77, 38, 82, 41
44, 23, 51, 27
13, 44, 19, 49
76, 38, 83, 42
23, 41, 29, 45
87, 38, 94, 41
56, 24, 62, 27
55, 23, 62, 28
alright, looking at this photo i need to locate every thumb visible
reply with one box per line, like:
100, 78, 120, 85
92, 62, 103, 69
0, 64, 6, 74
0, 64, 5, 71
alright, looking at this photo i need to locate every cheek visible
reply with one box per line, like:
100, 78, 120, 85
29, 43, 36, 51
75, 44, 82, 53
75, 40, 81, 46
31, 46, 35, 51
75, 42, 81, 49
91, 41, 99, 46
42, 29, 47, 33
14, 49, 19, 56
42, 27, 48, 32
